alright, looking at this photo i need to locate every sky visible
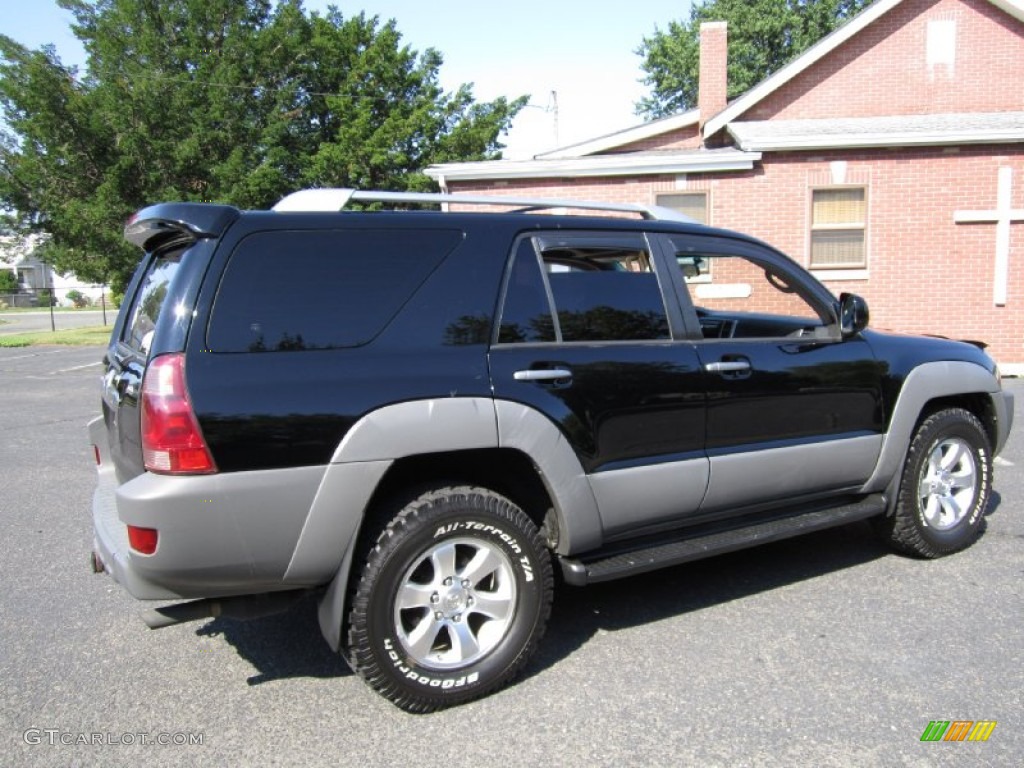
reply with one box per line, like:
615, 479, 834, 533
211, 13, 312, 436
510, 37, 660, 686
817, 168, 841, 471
0, 0, 694, 159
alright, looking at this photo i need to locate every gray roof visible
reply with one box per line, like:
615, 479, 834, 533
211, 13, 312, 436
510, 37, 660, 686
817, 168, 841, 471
728, 112, 1024, 151
425, 147, 760, 182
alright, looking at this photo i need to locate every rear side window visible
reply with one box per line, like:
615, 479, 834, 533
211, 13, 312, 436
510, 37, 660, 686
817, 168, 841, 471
123, 250, 184, 356
497, 236, 670, 343
207, 228, 461, 352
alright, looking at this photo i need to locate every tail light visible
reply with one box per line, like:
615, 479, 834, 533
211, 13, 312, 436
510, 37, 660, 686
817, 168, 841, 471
141, 353, 217, 474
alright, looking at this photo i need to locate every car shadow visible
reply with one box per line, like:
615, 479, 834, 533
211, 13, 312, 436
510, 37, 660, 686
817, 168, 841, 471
197, 520, 892, 688
195, 592, 353, 685
525, 520, 891, 680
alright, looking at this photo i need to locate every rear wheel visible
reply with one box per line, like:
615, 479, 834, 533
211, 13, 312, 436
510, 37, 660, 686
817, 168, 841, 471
347, 486, 553, 712
875, 408, 992, 557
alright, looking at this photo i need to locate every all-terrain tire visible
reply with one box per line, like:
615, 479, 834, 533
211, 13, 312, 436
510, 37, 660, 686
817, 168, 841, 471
875, 408, 992, 558
346, 486, 553, 712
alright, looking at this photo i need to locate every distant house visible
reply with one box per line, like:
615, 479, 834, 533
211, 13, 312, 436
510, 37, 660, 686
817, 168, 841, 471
426, 0, 1024, 370
0, 233, 104, 307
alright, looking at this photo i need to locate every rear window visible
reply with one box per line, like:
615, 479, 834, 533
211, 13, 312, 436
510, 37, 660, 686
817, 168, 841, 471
123, 249, 184, 356
207, 228, 461, 352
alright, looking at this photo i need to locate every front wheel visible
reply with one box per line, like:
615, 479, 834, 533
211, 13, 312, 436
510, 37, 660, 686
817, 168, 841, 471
875, 408, 992, 557
346, 486, 553, 712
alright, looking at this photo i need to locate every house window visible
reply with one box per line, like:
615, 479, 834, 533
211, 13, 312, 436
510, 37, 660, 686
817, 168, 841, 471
656, 192, 708, 224
810, 188, 867, 268
658, 193, 712, 281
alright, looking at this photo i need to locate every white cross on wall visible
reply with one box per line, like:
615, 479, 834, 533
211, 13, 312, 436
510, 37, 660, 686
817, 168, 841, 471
954, 166, 1024, 306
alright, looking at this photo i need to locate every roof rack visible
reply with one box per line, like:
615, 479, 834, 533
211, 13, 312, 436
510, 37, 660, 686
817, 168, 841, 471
271, 188, 695, 223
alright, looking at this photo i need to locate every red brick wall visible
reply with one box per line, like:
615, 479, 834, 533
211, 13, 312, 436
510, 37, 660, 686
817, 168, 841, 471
450, 145, 1024, 365
749, 0, 1024, 120
699, 22, 729, 129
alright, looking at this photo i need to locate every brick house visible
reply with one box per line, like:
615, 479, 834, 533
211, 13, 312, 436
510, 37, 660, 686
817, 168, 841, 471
426, 0, 1024, 369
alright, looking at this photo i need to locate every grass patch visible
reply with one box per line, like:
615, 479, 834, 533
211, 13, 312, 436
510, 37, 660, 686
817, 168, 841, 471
0, 325, 111, 347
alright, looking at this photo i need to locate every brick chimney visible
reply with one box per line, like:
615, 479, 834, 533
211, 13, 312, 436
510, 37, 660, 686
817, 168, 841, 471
698, 21, 728, 138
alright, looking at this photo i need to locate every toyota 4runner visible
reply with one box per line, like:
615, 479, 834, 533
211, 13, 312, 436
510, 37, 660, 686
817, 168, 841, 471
89, 188, 1013, 712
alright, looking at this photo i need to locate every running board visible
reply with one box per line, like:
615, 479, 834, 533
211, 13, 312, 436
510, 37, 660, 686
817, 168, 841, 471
558, 494, 886, 586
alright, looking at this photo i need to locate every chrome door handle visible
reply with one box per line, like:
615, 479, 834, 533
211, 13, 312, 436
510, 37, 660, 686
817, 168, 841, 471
704, 361, 751, 373
513, 368, 572, 382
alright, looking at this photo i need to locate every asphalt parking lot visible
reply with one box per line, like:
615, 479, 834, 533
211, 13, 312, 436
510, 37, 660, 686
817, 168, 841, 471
1, 345, 1021, 767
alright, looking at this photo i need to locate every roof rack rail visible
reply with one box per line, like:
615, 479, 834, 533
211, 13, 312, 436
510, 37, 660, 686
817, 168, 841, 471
271, 188, 695, 223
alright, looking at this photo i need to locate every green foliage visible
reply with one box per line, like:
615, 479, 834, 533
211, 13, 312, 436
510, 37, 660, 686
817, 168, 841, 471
636, 0, 873, 119
66, 288, 90, 307
0, 269, 18, 293
0, 0, 526, 290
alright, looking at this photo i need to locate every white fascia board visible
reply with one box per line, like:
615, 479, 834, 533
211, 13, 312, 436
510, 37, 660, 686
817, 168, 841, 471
425, 151, 761, 182
728, 126, 1024, 151
989, 0, 1024, 22
536, 109, 700, 159
703, 0, 904, 138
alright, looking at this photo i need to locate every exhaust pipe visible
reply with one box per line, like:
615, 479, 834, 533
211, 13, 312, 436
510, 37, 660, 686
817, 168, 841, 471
141, 590, 307, 629
90, 551, 106, 574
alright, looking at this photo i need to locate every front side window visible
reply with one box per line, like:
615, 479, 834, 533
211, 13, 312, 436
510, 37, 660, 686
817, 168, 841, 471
668, 236, 834, 340
810, 188, 867, 268
497, 236, 670, 344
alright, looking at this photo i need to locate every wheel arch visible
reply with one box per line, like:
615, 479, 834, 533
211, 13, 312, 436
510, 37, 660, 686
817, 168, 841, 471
311, 397, 602, 652
862, 361, 1004, 497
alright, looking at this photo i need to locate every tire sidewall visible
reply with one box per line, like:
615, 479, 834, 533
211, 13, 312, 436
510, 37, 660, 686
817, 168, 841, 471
904, 412, 991, 551
365, 503, 546, 702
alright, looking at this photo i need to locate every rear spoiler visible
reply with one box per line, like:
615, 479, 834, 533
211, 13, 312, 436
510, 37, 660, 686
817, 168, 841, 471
124, 203, 240, 250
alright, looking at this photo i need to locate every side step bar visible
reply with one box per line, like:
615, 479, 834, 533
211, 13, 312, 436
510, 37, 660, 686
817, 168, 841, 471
559, 494, 886, 586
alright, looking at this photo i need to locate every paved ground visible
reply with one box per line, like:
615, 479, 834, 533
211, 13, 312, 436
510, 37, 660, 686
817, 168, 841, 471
1, 345, 1021, 767
0, 309, 112, 335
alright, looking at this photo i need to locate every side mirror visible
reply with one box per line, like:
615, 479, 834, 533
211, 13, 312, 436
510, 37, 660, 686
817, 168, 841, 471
839, 293, 869, 337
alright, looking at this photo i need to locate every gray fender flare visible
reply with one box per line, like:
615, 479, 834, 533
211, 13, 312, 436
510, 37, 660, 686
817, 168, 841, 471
311, 397, 602, 651
859, 360, 1004, 497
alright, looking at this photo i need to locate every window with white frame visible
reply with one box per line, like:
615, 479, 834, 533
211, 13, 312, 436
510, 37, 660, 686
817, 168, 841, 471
657, 192, 712, 281
810, 188, 867, 268
657, 192, 708, 225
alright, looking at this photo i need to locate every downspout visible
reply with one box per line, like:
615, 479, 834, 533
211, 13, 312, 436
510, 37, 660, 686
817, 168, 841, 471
436, 173, 449, 212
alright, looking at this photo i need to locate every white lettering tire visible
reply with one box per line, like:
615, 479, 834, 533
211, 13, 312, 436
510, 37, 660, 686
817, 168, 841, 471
346, 486, 553, 712
875, 408, 992, 557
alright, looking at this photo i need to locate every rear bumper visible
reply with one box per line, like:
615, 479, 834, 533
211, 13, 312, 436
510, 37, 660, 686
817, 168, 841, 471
88, 416, 330, 600
91, 422, 180, 598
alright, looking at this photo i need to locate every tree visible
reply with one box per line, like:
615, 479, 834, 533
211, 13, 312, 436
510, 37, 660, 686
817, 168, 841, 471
0, 0, 526, 290
0, 269, 17, 293
636, 0, 873, 119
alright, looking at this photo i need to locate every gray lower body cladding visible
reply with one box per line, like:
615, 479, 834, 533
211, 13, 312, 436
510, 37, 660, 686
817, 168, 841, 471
90, 414, 369, 600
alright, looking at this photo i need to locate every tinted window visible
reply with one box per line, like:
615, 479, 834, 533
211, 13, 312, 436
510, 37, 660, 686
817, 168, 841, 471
208, 229, 460, 352
123, 250, 183, 356
497, 240, 556, 343
497, 237, 670, 343
545, 248, 669, 342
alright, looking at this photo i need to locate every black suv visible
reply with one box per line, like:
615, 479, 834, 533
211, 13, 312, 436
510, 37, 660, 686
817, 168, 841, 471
90, 188, 1013, 712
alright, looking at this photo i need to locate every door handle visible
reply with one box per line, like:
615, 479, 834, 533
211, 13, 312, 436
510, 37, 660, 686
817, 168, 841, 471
513, 368, 573, 382
704, 361, 751, 374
